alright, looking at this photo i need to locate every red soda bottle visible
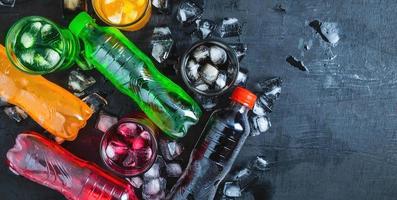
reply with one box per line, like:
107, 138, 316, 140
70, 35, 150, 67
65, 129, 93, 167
167, 87, 257, 200
6, 132, 138, 200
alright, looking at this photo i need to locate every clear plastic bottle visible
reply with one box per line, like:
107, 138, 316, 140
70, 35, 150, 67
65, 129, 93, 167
167, 87, 257, 200
6, 132, 138, 200
69, 12, 202, 139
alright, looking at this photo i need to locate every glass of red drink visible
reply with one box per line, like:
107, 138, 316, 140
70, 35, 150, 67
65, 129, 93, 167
100, 113, 158, 176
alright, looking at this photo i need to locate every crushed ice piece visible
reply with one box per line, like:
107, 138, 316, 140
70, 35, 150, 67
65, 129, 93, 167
186, 59, 200, 81
3, 106, 28, 122
209, 46, 227, 65
0, 0, 15, 7
235, 70, 248, 86
166, 163, 182, 177
217, 18, 242, 38
159, 138, 183, 161
228, 43, 247, 61
68, 70, 96, 93
232, 168, 251, 181
215, 72, 227, 90
250, 115, 271, 136
195, 19, 217, 39
223, 182, 241, 198
151, 27, 174, 63
286, 56, 308, 72
192, 45, 210, 62
152, 0, 171, 14
200, 63, 219, 84
82, 93, 108, 113
127, 176, 143, 189
176, 1, 203, 24
250, 156, 269, 171
95, 111, 118, 133
195, 94, 217, 110
320, 22, 340, 44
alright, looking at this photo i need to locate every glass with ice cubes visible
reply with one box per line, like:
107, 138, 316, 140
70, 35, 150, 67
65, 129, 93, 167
5, 16, 87, 74
180, 40, 240, 96
100, 113, 158, 176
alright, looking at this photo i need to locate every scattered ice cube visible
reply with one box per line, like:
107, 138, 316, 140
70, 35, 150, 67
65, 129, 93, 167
82, 93, 108, 113
144, 156, 165, 180
215, 72, 227, 90
229, 43, 247, 61
235, 70, 248, 86
0, 0, 15, 7
217, 18, 242, 38
152, 0, 171, 14
250, 115, 271, 136
232, 168, 251, 181
21, 33, 34, 48
151, 27, 174, 63
200, 63, 219, 84
127, 176, 143, 189
192, 45, 210, 62
166, 163, 182, 177
68, 70, 96, 92
44, 48, 61, 67
223, 182, 241, 198
195, 19, 217, 39
209, 46, 227, 65
159, 138, 183, 161
254, 77, 282, 113
320, 22, 340, 44
250, 156, 269, 171
3, 106, 28, 122
143, 178, 161, 195
95, 111, 118, 133
186, 59, 200, 81
176, 1, 203, 24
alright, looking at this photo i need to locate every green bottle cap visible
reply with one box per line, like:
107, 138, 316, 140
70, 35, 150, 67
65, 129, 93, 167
69, 12, 94, 36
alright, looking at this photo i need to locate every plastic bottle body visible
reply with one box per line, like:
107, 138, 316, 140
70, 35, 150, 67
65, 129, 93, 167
167, 102, 250, 200
7, 132, 138, 200
0, 45, 92, 141
70, 14, 202, 139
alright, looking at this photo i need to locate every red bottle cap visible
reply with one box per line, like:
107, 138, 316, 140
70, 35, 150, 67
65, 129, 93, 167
230, 87, 257, 110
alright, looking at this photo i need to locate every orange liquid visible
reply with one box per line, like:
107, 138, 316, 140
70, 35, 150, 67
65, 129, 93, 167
93, 0, 151, 31
0, 45, 93, 141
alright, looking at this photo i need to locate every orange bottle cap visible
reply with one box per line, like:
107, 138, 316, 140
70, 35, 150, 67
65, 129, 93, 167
230, 87, 257, 110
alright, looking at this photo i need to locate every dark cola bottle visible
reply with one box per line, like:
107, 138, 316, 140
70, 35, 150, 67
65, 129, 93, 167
167, 87, 257, 200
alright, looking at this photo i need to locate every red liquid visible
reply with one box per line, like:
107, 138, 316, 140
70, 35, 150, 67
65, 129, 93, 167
6, 132, 138, 200
101, 118, 157, 176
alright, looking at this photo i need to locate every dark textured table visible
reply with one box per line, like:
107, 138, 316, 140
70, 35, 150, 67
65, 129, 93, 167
1, 0, 397, 200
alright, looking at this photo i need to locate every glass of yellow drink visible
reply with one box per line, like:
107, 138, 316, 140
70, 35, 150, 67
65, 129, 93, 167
92, 0, 151, 31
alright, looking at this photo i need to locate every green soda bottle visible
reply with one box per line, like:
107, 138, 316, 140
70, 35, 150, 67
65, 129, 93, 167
69, 12, 202, 139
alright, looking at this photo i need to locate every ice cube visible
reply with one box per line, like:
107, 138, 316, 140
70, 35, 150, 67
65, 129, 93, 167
250, 156, 269, 171
151, 27, 174, 63
44, 48, 61, 67
30, 22, 43, 33
144, 156, 165, 180
210, 46, 227, 65
228, 43, 247, 61
82, 93, 108, 113
20, 49, 35, 65
0, 0, 15, 7
68, 70, 96, 93
127, 176, 143, 189
254, 77, 282, 113
235, 70, 248, 86
105, 140, 128, 160
95, 111, 118, 133
21, 33, 34, 48
34, 53, 51, 69
159, 138, 183, 161
320, 22, 340, 44
215, 72, 227, 90
132, 137, 146, 150
122, 150, 138, 167
217, 18, 242, 38
118, 122, 138, 137
195, 82, 209, 91
186, 59, 200, 81
152, 0, 171, 14
3, 106, 28, 122
195, 19, 217, 39
143, 178, 167, 197
176, 1, 203, 24
192, 45, 210, 62
200, 63, 219, 84
232, 168, 251, 181
250, 115, 271, 136
40, 23, 59, 43
166, 163, 182, 177
223, 182, 241, 198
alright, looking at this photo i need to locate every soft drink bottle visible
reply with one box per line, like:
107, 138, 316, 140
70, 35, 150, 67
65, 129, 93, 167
0, 44, 93, 141
7, 132, 139, 200
167, 87, 257, 200
68, 12, 202, 139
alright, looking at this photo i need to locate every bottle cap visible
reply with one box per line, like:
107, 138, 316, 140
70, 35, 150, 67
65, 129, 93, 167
230, 87, 257, 110
69, 12, 94, 37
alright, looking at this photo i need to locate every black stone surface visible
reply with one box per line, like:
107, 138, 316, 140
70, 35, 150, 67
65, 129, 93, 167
1, 0, 397, 199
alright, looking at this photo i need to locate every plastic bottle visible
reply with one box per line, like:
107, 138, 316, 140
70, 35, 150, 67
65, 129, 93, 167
68, 12, 202, 139
0, 44, 93, 141
167, 87, 257, 200
7, 132, 138, 200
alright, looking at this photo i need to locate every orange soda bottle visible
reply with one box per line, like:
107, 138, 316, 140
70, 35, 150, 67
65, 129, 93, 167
0, 44, 93, 141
